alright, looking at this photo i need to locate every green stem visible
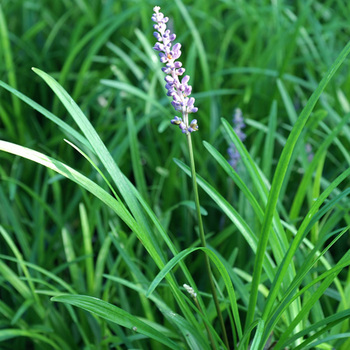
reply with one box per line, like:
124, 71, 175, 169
194, 298, 217, 350
186, 133, 230, 349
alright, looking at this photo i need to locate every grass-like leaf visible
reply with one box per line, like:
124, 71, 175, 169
0, 329, 62, 350
0, 140, 137, 231
146, 246, 242, 340
246, 39, 350, 335
174, 157, 276, 280
51, 294, 181, 349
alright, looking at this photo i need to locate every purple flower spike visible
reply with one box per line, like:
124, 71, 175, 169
227, 108, 246, 170
152, 6, 198, 135
305, 143, 314, 162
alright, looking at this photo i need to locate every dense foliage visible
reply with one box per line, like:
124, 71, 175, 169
1, 0, 350, 349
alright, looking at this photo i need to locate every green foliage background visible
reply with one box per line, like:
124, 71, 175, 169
1, 0, 350, 349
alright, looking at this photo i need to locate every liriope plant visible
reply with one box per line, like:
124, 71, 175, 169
0, 4, 350, 350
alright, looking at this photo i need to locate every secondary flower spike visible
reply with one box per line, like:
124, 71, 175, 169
152, 6, 198, 134
228, 108, 246, 170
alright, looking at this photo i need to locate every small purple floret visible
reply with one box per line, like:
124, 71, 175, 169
171, 116, 182, 125
152, 6, 198, 134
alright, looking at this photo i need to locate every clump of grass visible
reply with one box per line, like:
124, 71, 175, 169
1, 1, 350, 349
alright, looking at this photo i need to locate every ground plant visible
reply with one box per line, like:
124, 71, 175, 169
1, 0, 350, 349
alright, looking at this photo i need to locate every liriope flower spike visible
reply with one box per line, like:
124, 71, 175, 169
228, 108, 246, 170
152, 6, 198, 134
305, 143, 314, 162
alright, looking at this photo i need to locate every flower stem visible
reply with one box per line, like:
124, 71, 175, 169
194, 298, 217, 350
186, 133, 230, 349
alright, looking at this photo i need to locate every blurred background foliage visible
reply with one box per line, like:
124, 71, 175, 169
1, 0, 350, 348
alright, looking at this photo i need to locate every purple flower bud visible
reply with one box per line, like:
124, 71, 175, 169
181, 75, 190, 85
173, 43, 181, 51
161, 67, 172, 74
166, 88, 175, 96
171, 43, 182, 59
236, 130, 246, 142
176, 68, 185, 75
171, 116, 182, 125
187, 97, 195, 107
184, 85, 192, 96
172, 51, 181, 60
165, 76, 174, 84
188, 119, 198, 132
159, 52, 168, 63
179, 122, 186, 131
233, 108, 246, 142
158, 23, 166, 32
153, 32, 162, 40
153, 42, 164, 51
171, 100, 181, 111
